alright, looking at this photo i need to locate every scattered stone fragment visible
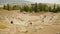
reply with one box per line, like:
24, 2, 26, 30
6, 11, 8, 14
11, 21, 13, 24
18, 26, 28, 33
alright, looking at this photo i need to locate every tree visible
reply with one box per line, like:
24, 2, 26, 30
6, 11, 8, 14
49, 6, 52, 12
57, 6, 60, 11
38, 3, 42, 11
49, 4, 57, 13
42, 4, 49, 11
23, 6, 28, 12
38, 3, 49, 12
34, 3, 38, 12
52, 4, 57, 13
3, 5, 6, 9
28, 7, 33, 12
6, 4, 12, 11
7, 4, 10, 10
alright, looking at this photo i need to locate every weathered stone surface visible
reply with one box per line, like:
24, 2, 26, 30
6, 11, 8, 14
0, 11, 60, 34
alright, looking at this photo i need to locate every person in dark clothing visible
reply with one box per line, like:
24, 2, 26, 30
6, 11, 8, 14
11, 21, 13, 24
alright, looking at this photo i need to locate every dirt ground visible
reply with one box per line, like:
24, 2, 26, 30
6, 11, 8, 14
0, 10, 60, 34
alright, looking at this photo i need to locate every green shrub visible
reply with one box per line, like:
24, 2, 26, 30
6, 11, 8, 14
28, 7, 33, 12
23, 6, 28, 12
44, 5, 49, 11
20, 7, 24, 12
13, 5, 20, 10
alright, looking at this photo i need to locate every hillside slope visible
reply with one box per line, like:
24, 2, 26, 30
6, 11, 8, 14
0, 10, 60, 34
